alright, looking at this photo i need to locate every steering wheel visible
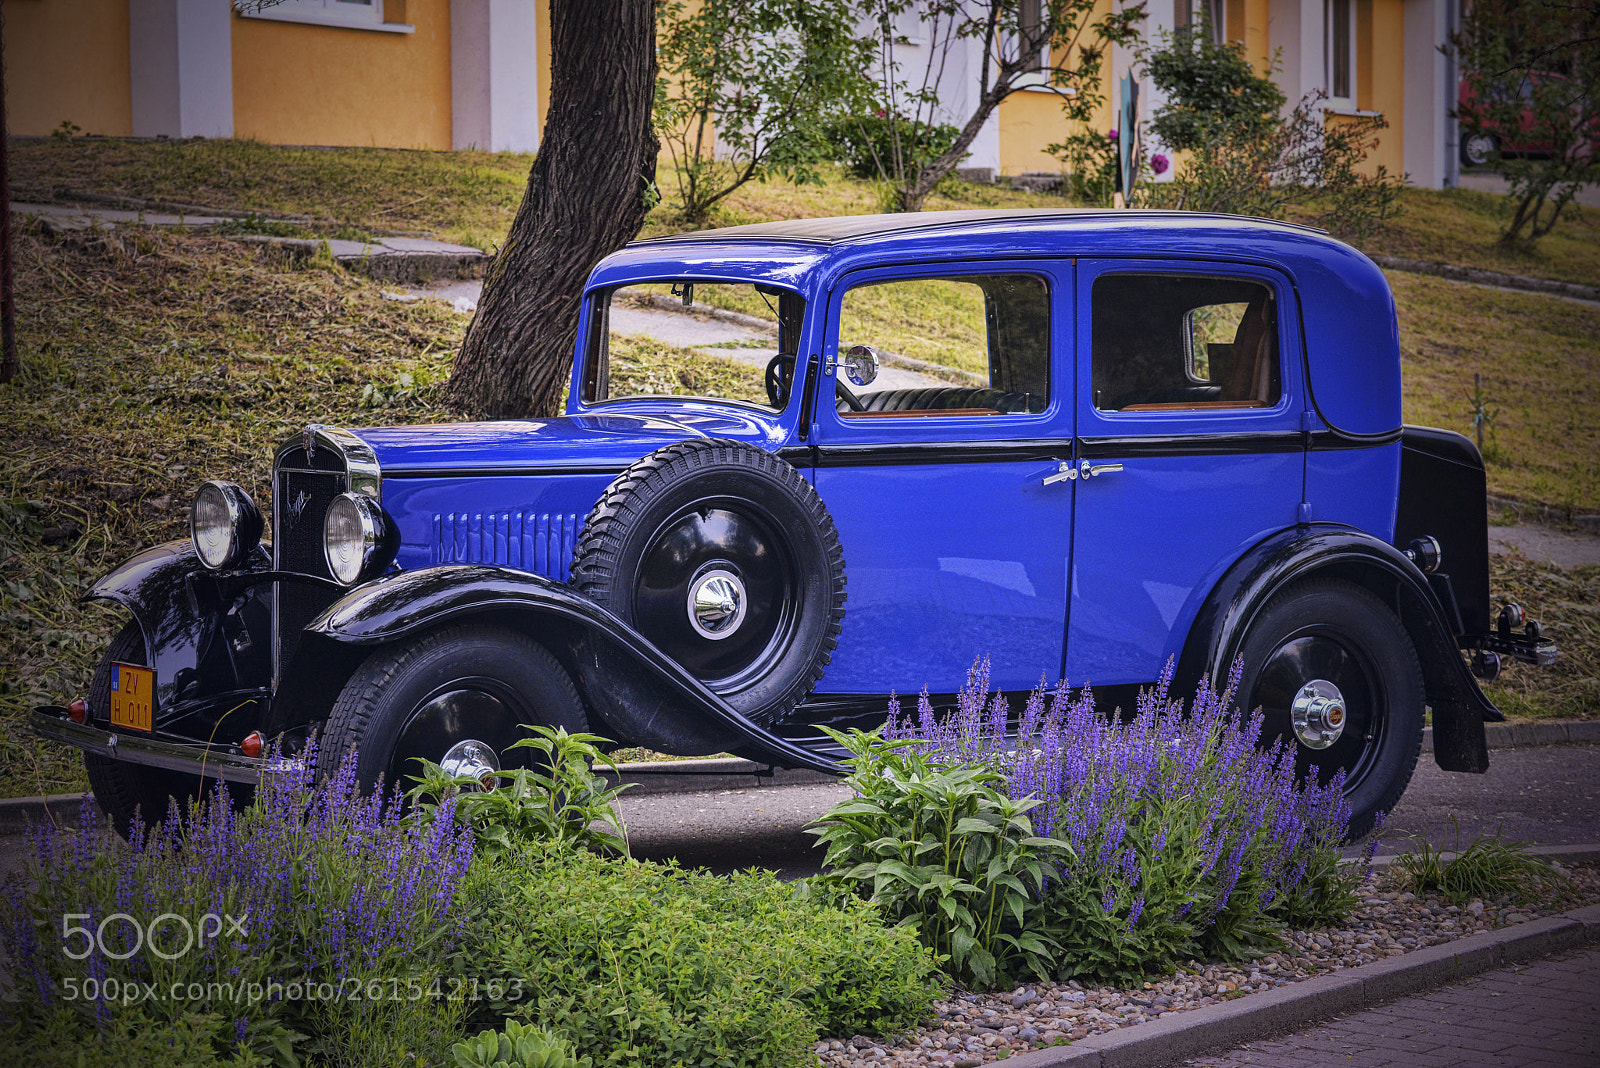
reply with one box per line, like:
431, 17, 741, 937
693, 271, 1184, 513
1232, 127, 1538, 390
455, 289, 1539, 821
764, 354, 796, 408
835, 380, 865, 412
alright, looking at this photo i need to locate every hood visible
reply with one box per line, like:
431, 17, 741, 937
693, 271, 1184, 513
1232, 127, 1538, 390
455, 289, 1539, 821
355, 406, 789, 476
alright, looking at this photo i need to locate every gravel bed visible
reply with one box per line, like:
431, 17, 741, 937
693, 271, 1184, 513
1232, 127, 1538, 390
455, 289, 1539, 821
817, 862, 1600, 1068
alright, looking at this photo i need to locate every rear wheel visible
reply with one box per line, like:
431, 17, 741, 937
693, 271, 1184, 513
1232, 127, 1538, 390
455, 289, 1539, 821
1462, 131, 1499, 166
85, 622, 209, 839
1237, 579, 1425, 840
319, 623, 587, 794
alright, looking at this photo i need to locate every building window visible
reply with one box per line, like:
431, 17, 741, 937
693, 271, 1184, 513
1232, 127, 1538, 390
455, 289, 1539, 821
238, 0, 414, 34
1325, 0, 1355, 107
1018, 0, 1048, 71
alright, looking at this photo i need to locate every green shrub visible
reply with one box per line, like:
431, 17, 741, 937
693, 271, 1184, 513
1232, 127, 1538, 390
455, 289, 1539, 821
409, 725, 631, 858
823, 113, 961, 182
453, 1020, 590, 1068
454, 843, 940, 1066
803, 728, 1069, 989
0, 1007, 264, 1068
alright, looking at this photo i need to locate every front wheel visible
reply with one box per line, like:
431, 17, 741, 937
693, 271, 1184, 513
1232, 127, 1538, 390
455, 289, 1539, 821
1236, 579, 1425, 840
319, 622, 587, 794
85, 622, 211, 839
1462, 131, 1499, 166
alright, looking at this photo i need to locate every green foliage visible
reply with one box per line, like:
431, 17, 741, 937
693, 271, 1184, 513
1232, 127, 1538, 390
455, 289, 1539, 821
1138, 91, 1403, 244
656, 0, 870, 223
1144, 22, 1286, 153
454, 844, 941, 1065
824, 112, 961, 181
803, 728, 1070, 990
409, 725, 631, 857
453, 1020, 591, 1068
1453, 0, 1600, 245
856, 0, 1143, 212
1, 1007, 267, 1068
1397, 818, 1573, 905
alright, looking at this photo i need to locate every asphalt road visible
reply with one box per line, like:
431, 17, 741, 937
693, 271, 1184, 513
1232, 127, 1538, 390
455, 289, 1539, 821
2, 743, 1593, 883
613, 743, 1600, 879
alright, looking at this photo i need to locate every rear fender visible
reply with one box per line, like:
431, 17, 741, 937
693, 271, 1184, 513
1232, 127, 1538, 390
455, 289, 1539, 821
1177, 526, 1497, 774
295, 564, 841, 772
86, 540, 273, 727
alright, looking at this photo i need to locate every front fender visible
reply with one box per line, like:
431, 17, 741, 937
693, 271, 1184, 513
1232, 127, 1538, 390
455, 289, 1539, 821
1177, 525, 1497, 774
87, 540, 273, 724
301, 564, 842, 773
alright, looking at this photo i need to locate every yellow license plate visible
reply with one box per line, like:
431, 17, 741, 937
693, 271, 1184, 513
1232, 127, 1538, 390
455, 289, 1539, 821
109, 663, 154, 732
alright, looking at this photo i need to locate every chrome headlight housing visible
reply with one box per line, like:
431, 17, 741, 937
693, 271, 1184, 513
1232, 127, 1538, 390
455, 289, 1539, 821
190, 481, 263, 570
323, 492, 397, 585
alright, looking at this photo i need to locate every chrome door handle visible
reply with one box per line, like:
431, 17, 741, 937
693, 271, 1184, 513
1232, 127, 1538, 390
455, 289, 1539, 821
1080, 460, 1123, 479
1043, 460, 1078, 485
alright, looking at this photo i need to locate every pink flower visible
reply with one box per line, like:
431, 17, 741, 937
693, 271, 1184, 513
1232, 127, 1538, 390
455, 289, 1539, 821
1151, 153, 1170, 175
1107, 128, 1119, 140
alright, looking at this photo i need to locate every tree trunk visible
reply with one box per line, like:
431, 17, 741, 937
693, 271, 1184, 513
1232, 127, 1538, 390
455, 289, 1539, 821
445, 0, 659, 420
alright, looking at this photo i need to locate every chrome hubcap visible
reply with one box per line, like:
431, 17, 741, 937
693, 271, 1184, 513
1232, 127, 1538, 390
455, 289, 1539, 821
438, 738, 501, 791
1291, 679, 1347, 750
688, 568, 746, 640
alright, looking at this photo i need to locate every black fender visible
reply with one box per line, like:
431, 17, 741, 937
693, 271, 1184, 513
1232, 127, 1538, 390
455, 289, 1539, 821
1176, 525, 1497, 774
84, 539, 274, 735
295, 564, 842, 773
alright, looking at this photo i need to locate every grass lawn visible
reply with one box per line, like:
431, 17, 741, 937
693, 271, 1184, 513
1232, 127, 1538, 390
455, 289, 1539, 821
3, 143, 1596, 798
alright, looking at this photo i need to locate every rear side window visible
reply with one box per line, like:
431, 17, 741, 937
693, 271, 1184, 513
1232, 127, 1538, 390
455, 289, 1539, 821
1092, 274, 1280, 412
836, 273, 1050, 417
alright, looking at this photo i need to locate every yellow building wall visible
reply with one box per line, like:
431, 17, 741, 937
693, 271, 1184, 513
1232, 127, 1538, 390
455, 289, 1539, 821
537, 0, 551, 134
997, 0, 1120, 175
231, 3, 453, 149
1, 0, 132, 137
1355, 0, 1406, 177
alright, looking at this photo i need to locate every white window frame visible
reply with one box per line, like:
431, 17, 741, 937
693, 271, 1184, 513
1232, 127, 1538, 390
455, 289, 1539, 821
1324, 0, 1356, 110
238, 0, 415, 35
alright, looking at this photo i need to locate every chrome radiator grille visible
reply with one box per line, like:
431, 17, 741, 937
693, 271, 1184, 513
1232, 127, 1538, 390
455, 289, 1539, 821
272, 441, 350, 685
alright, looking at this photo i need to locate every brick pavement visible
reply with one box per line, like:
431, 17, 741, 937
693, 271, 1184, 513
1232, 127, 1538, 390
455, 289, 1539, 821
1182, 947, 1600, 1068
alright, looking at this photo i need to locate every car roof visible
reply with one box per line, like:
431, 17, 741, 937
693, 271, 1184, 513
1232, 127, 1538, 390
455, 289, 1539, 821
630, 208, 1329, 247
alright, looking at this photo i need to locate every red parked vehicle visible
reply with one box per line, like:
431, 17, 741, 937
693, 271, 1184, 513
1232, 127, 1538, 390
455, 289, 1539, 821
1458, 72, 1599, 166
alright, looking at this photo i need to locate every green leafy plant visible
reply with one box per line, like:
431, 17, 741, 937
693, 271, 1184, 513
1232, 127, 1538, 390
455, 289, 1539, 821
1453, 0, 1600, 245
409, 725, 631, 857
1144, 21, 1286, 153
453, 1020, 590, 1068
453, 844, 940, 1066
804, 726, 1070, 989
656, 0, 869, 223
1397, 817, 1572, 905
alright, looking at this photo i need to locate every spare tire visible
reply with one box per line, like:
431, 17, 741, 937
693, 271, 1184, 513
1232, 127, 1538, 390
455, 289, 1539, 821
571, 439, 845, 726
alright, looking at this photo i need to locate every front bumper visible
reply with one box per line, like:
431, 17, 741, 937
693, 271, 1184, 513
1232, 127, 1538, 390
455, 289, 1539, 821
32, 706, 279, 784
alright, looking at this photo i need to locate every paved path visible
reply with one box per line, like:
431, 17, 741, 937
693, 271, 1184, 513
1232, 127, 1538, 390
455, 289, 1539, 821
1458, 171, 1600, 209
1487, 521, 1600, 569
1181, 946, 1600, 1067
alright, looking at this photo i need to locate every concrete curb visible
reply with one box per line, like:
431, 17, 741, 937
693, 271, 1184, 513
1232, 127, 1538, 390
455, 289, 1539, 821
1422, 719, 1600, 753
1371, 254, 1600, 303
1487, 493, 1600, 536
1001, 904, 1600, 1068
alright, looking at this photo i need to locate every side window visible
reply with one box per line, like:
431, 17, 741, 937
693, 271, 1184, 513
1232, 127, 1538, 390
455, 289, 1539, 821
1092, 274, 1281, 412
837, 274, 1049, 417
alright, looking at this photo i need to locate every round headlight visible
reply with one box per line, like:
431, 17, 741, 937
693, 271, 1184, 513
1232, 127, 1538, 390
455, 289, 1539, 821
190, 481, 262, 570
324, 492, 393, 585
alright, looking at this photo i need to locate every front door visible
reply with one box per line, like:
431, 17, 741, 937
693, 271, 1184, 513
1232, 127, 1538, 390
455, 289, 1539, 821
1064, 261, 1306, 694
806, 262, 1076, 697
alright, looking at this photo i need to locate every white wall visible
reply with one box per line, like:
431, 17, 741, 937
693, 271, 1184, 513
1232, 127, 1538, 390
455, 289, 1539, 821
129, 0, 233, 138
451, 0, 541, 152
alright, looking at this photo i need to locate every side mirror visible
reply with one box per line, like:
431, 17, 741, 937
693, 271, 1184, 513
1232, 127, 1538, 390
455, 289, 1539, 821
843, 344, 880, 387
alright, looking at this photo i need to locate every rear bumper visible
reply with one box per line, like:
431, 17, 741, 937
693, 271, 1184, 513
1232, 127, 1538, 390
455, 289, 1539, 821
31, 706, 277, 784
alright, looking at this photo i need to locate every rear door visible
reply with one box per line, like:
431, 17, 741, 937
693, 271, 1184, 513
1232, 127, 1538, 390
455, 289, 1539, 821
1064, 261, 1306, 691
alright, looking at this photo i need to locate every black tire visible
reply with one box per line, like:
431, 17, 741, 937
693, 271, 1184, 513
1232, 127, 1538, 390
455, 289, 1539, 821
571, 438, 845, 726
85, 622, 210, 839
1237, 579, 1425, 840
319, 622, 587, 793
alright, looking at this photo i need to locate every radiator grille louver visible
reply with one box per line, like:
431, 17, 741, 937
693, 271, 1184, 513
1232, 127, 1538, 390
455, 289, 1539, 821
432, 512, 581, 583
273, 465, 347, 685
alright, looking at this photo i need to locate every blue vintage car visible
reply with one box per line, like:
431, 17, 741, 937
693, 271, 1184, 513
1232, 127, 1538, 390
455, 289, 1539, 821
35, 209, 1556, 838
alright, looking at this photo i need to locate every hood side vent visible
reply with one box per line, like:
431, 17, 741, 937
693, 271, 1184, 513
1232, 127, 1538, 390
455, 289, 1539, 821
432, 511, 580, 583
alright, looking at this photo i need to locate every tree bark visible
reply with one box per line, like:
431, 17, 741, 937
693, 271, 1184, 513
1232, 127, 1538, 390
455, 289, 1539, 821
445, 0, 660, 420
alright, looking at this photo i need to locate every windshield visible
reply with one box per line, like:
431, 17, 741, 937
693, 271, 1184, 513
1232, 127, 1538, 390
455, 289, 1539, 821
581, 281, 806, 412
